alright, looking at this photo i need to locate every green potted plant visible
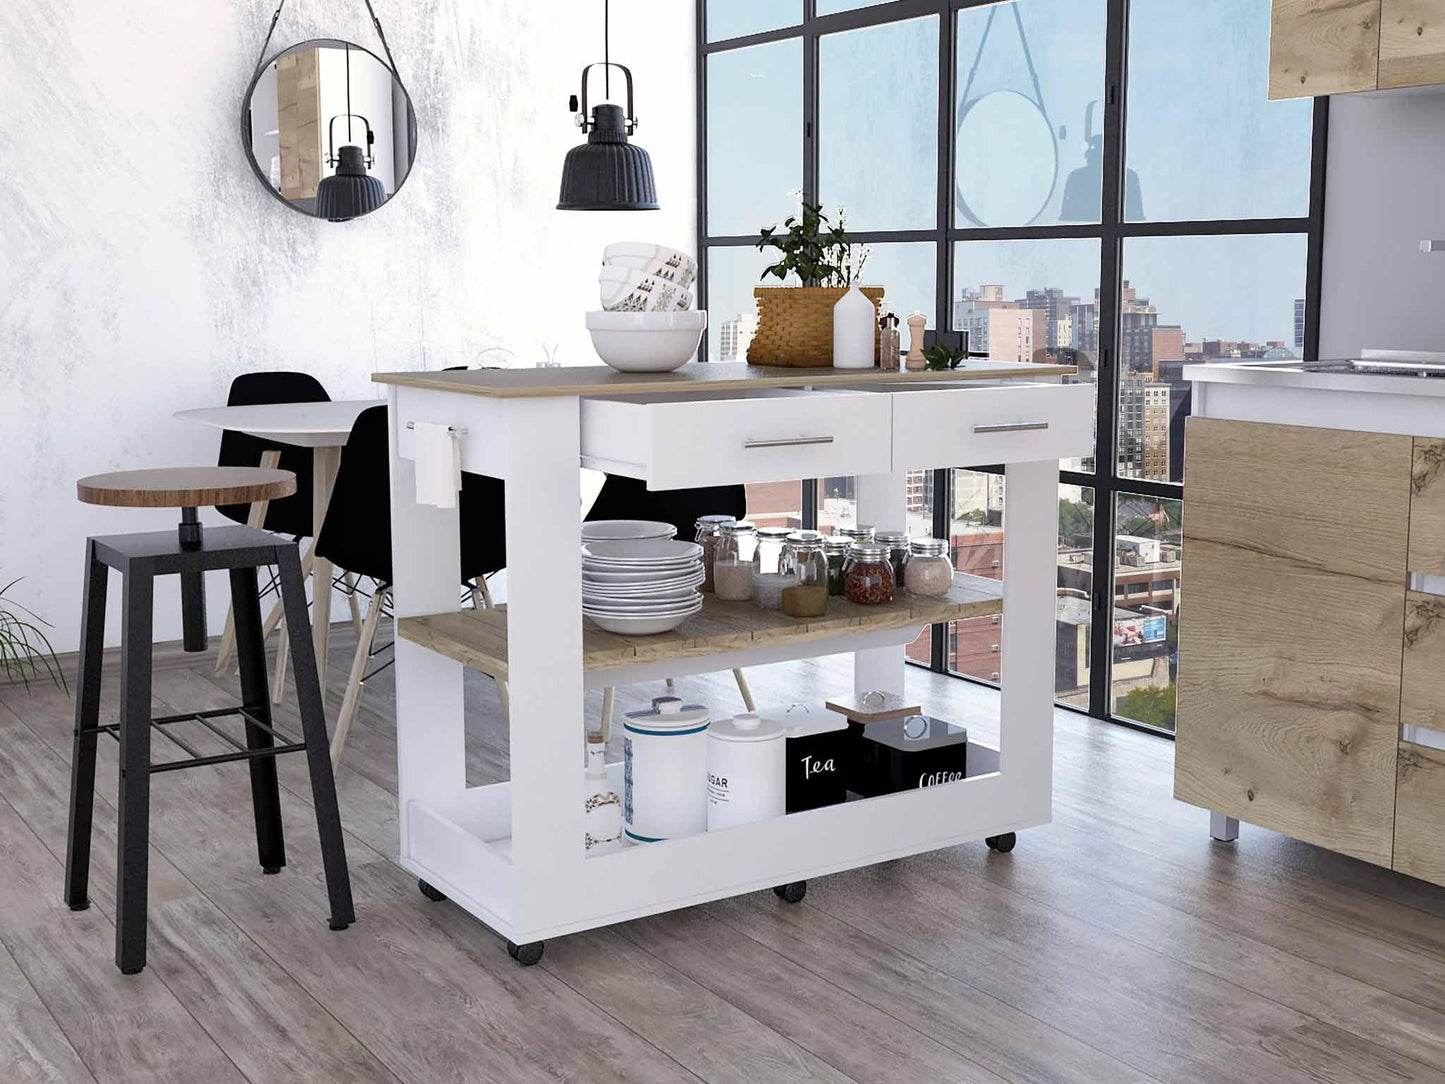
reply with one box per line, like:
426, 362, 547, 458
1, 576, 65, 691
747, 202, 884, 367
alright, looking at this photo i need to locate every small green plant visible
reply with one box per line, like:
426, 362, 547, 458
1, 577, 66, 692
922, 343, 970, 371
757, 202, 868, 287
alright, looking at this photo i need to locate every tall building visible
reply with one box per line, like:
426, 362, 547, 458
1019, 287, 1080, 351
962, 306, 1041, 364
1294, 298, 1305, 353
717, 313, 757, 362
1118, 374, 1171, 480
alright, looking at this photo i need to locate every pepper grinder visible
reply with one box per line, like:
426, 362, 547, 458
905, 312, 927, 371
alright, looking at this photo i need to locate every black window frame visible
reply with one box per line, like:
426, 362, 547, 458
695, 0, 1328, 736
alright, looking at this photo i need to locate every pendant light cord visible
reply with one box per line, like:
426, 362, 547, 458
604, 0, 610, 100
247, 0, 408, 91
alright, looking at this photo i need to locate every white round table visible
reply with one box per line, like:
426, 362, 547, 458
176, 400, 383, 694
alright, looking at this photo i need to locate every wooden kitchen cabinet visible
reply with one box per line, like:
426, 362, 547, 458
1408, 439, 1445, 574
1379, 0, 1445, 89
1393, 741, 1445, 887
1269, 0, 1383, 99
1401, 591, 1445, 732
1174, 418, 1410, 867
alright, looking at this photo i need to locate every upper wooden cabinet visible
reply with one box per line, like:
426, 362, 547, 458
1379, 0, 1445, 88
1270, 0, 1382, 99
1270, 0, 1445, 98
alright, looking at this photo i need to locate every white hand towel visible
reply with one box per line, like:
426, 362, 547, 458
413, 422, 461, 508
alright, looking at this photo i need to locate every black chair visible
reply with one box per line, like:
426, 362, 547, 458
316, 406, 506, 764
213, 373, 334, 679
585, 475, 755, 722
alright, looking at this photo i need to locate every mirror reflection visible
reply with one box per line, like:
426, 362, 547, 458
243, 39, 417, 221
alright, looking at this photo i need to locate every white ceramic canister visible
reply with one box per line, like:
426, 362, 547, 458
707, 713, 786, 831
832, 284, 877, 369
622, 696, 710, 844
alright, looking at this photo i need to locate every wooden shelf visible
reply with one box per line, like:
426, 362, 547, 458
398, 575, 1003, 680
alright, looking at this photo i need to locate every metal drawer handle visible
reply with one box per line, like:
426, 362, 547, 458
743, 435, 836, 449
972, 421, 1049, 434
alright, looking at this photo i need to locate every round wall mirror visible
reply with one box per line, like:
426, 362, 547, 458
955, 90, 1058, 228
242, 39, 417, 222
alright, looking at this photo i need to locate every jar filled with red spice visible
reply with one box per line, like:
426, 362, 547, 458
842, 541, 895, 605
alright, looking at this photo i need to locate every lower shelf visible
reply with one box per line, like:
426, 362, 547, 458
401, 740, 1043, 943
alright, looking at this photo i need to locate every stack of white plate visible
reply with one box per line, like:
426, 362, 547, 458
582, 538, 704, 635
580, 519, 677, 543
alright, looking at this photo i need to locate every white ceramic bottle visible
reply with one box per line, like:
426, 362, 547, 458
707, 713, 786, 831
584, 732, 623, 856
832, 284, 876, 369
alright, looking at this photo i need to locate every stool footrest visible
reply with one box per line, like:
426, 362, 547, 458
77, 704, 308, 774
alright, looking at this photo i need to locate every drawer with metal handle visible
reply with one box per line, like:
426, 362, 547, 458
580, 388, 891, 488
887, 382, 1093, 470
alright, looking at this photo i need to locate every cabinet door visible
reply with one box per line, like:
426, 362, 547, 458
1401, 591, 1445, 732
1175, 418, 1410, 867
1408, 439, 1445, 574
1394, 742, 1445, 887
1269, 0, 1382, 99
1379, 0, 1445, 89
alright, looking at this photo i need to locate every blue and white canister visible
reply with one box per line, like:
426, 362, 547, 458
622, 696, 711, 844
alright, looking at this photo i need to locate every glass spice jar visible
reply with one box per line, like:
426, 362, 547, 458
875, 530, 910, 585
782, 534, 829, 618
714, 522, 757, 601
823, 536, 851, 596
843, 541, 896, 605
834, 525, 876, 544
694, 514, 736, 594
904, 538, 953, 597
781, 530, 825, 577
752, 527, 792, 577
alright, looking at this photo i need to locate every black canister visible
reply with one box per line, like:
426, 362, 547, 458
768, 705, 852, 813
849, 715, 968, 798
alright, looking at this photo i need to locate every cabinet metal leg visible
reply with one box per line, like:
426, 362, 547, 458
1210, 811, 1239, 843
64, 543, 108, 911
115, 569, 154, 974
231, 566, 286, 874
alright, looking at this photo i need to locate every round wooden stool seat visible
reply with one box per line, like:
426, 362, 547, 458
76, 467, 297, 509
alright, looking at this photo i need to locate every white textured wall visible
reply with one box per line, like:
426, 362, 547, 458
0, 0, 696, 651
1319, 88, 1445, 358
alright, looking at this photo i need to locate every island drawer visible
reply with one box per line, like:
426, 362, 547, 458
886, 381, 1095, 470
580, 388, 891, 489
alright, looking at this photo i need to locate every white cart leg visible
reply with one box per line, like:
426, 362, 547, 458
1210, 811, 1240, 842
503, 397, 585, 932
853, 470, 907, 697
388, 391, 466, 847
999, 460, 1057, 817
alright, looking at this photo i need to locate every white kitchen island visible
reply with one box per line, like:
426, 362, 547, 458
371, 360, 1092, 962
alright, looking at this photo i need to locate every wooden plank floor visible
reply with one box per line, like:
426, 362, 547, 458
4, 620, 1445, 1084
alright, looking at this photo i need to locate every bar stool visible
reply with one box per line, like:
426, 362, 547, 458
67, 467, 354, 974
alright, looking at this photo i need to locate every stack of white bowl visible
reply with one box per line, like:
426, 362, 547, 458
581, 526, 705, 635
588, 243, 708, 373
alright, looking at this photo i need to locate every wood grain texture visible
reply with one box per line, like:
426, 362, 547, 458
276, 48, 321, 201
1408, 438, 1445, 573
398, 576, 1003, 680
1393, 741, 1445, 887
1379, 0, 1445, 87
371, 359, 1078, 399
0, 939, 95, 1084
1400, 590, 1445, 732
1175, 417, 1410, 867
75, 467, 296, 509
1269, 0, 1382, 99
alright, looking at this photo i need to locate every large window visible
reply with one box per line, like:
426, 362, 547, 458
697, 0, 1324, 734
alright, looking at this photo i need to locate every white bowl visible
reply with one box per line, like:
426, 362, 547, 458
599, 266, 694, 313
603, 242, 698, 288
585, 605, 702, 636
581, 519, 678, 542
582, 539, 703, 564
586, 309, 708, 374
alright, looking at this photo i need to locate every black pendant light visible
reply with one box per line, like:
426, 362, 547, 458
316, 43, 387, 221
557, 0, 658, 211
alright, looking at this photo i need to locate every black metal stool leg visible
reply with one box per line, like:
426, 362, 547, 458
230, 566, 286, 874
115, 565, 154, 975
177, 507, 208, 653
64, 542, 108, 911
276, 546, 354, 930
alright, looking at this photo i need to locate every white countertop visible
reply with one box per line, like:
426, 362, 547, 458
1187, 358, 1445, 399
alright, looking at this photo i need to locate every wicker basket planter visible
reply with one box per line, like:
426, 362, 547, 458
746, 286, 886, 367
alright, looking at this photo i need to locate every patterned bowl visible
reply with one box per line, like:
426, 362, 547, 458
599, 265, 694, 313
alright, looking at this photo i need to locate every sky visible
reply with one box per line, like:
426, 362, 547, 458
704, 0, 1313, 351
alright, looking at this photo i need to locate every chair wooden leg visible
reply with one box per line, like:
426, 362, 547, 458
270, 619, 290, 704
496, 678, 510, 718
343, 573, 363, 636
331, 586, 388, 769
600, 686, 615, 743
478, 575, 496, 609
259, 546, 312, 682
469, 584, 485, 611
733, 668, 757, 712
216, 449, 281, 674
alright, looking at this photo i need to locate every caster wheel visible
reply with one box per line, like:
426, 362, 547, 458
328, 917, 351, 931
507, 940, 545, 966
985, 833, 1017, 853
773, 881, 807, 904
262, 866, 282, 875
67, 898, 90, 912
418, 878, 447, 902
